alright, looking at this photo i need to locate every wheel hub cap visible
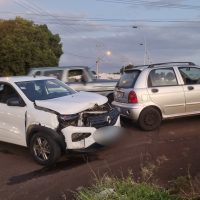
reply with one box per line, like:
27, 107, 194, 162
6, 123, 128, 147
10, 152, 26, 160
33, 137, 50, 161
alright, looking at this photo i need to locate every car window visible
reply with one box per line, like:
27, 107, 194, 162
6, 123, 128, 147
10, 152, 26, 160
46, 80, 68, 93
16, 79, 76, 102
179, 67, 200, 85
117, 70, 141, 88
68, 69, 84, 83
43, 70, 63, 80
148, 68, 178, 87
35, 71, 42, 76
0, 83, 19, 103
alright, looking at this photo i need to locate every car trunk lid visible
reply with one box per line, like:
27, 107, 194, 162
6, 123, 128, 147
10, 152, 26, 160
114, 70, 141, 103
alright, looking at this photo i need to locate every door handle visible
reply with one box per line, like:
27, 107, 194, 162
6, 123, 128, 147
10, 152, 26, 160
151, 88, 159, 93
188, 86, 194, 91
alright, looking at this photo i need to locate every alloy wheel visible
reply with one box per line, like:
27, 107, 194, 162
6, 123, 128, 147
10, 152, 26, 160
33, 137, 51, 161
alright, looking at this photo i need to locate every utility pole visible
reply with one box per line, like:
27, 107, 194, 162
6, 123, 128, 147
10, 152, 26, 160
96, 57, 101, 78
133, 26, 149, 65
96, 51, 112, 78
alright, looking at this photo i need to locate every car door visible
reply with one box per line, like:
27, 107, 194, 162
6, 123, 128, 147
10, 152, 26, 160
178, 67, 200, 113
0, 83, 27, 146
147, 67, 185, 116
67, 69, 89, 91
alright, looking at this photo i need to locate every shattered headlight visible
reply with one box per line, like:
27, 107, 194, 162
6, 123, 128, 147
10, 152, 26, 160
58, 114, 79, 127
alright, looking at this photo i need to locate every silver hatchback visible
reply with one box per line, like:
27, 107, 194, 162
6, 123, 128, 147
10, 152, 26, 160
113, 62, 200, 131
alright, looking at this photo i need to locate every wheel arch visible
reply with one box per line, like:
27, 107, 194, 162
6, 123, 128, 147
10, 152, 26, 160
137, 105, 163, 131
139, 105, 163, 120
26, 125, 66, 151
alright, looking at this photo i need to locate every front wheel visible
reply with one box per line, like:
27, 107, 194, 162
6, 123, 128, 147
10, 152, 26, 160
138, 107, 162, 131
30, 132, 61, 166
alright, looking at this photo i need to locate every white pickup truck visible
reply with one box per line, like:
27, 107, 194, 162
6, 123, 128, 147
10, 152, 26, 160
28, 66, 117, 103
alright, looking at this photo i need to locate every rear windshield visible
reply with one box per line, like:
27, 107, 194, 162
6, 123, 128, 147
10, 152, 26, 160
117, 70, 141, 88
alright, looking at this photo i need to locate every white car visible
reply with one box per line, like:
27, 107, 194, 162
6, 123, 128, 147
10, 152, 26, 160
0, 76, 120, 165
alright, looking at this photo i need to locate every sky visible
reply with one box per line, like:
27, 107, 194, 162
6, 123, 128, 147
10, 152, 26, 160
0, 0, 200, 72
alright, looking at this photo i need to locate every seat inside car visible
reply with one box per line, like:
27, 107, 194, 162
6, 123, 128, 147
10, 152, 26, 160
0, 85, 18, 103
23, 82, 39, 101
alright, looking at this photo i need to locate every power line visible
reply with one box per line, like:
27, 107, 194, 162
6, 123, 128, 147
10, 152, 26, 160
14, 0, 108, 61
15, 0, 106, 47
8, 0, 98, 60
95, 0, 200, 10
64, 51, 96, 59
2, 11, 200, 25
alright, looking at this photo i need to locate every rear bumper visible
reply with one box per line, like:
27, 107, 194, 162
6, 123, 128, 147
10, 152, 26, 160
61, 116, 121, 150
112, 101, 144, 121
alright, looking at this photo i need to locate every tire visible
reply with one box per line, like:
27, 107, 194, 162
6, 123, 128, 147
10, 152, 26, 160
138, 107, 162, 131
30, 132, 61, 166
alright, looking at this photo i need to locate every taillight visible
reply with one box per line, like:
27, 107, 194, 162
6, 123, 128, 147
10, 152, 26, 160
128, 91, 138, 104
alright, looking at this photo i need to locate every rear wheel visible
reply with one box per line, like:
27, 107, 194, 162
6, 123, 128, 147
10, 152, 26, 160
30, 132, 61, 166
138, 107, 162, 131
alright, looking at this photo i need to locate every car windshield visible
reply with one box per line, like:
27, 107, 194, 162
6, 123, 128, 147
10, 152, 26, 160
117, 70, 141, 88
15, 79, 76, 102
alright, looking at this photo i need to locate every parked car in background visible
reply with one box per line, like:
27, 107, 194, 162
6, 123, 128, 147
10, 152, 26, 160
113, 62, 200, 131
0, 76, 120, 165
28, 66, 117, 103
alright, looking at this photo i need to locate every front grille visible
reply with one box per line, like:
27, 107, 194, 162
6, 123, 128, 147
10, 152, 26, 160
82, 108, 119, 129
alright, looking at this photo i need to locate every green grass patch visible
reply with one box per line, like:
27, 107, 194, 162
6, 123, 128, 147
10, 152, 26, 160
76, 176, 180, 200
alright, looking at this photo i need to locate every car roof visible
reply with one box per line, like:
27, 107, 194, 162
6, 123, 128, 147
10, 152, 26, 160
0, 76, 56, 83
29, 66, 89, 71
124, 62, 199, 72
123, 65, 148, 72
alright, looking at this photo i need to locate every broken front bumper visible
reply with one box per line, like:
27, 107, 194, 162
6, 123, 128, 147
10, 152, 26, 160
61, 115, 121, 150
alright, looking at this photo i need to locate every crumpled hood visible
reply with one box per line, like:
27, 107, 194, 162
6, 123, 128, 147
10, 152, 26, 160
35, 91, 108, 115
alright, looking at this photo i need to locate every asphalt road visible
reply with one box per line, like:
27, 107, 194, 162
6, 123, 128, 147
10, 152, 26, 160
0, 116, 200, 200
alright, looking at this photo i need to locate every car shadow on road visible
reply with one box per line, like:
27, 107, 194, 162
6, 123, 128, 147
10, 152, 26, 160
0, 142, 28, 156
7, 153, 100, 185
121, 115, 200, 133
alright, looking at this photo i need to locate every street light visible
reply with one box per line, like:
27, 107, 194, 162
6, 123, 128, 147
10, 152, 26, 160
96, 50, 112, 78
106, 50, 112, 56
132, 26, 149, 65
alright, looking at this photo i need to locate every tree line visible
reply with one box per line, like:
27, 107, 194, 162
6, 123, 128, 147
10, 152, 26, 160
0, 17, 63, 76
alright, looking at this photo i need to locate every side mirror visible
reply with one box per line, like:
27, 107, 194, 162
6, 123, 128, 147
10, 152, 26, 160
7, 97, 25, 107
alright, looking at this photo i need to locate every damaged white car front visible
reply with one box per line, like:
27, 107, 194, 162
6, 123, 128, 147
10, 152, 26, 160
34, 91, 121, 150
12, 77, 121, 165
59, 101, 121, 150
